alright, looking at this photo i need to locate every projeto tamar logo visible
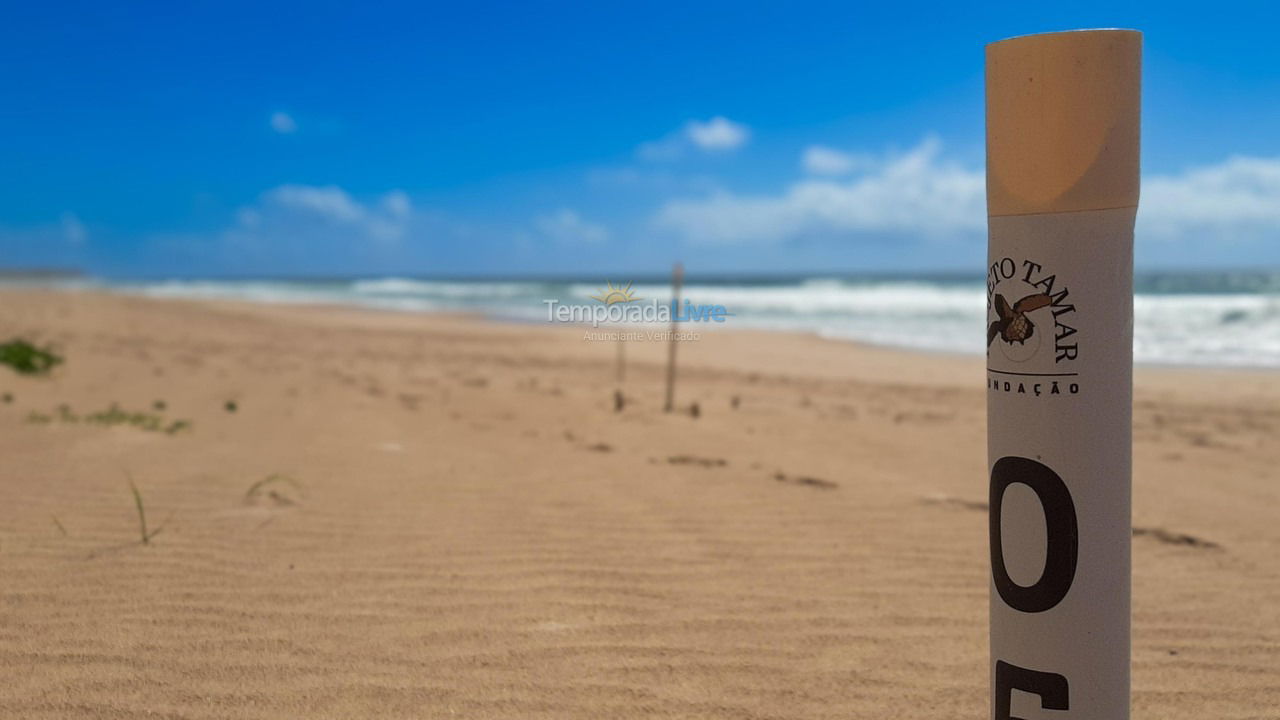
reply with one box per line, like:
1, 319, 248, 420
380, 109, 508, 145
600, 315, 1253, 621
986, 255, 1083, 397
543, 280, 733, 327
986, 256, 1079, 365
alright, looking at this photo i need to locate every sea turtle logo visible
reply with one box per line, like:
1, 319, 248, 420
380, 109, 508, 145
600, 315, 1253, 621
987, 292, 1053, 347
591, 281, 640, 305
987, 256, 1080, 367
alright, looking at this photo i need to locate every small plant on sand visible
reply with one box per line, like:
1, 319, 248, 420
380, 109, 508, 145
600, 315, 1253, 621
164, 419, 191, 435
244, 474, 303, 506
26, 402, 192, 435
86, 403, 163, 431
224, 400, 238, 413
0, 339, 63, 375
128, 477, 167, 545
85, 403, 192, 434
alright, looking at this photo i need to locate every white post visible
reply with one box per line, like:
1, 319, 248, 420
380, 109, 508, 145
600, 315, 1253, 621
985, 29, 1140, 720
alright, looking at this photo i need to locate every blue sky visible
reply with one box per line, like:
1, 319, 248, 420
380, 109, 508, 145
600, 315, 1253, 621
3, 1, 1279, 277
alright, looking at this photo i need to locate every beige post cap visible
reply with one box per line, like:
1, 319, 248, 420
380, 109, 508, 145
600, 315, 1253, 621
986, 29, 1141, 217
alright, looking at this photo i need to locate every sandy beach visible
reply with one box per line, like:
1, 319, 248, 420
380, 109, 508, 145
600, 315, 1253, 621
0, 288, 1276, 718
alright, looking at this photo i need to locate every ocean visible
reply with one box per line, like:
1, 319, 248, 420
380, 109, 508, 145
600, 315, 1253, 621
24, 271, 1280, 368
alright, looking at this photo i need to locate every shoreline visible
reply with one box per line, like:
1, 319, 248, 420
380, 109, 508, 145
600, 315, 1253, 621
10, 285, 1280, 377
1, 288, 1277, 717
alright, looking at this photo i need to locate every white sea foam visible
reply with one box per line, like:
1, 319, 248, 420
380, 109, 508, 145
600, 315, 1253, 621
69, 274, 1280, 368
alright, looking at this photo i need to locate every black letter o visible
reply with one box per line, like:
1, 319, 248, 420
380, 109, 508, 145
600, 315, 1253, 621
990, 456, 1078, 613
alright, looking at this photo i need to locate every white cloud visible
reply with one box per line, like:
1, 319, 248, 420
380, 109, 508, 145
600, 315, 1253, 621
636, 135, 686, 162
637, 116, 751, 161
657, 136, 984, 244
381, 190, 411, 220
60, 212, 87, 245
265, 185, 365, 222
1141, 155, 1280, 243
230, 185, 414, 250
657, 136, 1280, 249
0, 213, 90, 266
235, 207, 262, 228
801, 145, 865, 176
535, 208, 610, 244
270, 111, 297, 134
685, 116, 750, 151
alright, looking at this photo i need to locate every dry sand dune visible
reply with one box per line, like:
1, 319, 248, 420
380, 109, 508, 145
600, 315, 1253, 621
0, 289, 1277, 718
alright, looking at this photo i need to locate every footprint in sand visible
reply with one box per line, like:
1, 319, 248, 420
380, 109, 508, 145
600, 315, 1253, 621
922, 494, 988, 511
244, 475, 304, 507
1133, 526, 1220, 550
668, 455, 727, 468
773, 471, 837, 489
922, 496, 1222, 551
893, 411, 953, 424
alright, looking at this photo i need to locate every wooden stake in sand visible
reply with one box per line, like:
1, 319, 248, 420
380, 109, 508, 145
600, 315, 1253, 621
985, 29, 1140, 720
616, 332, 626, 385
614, 333, 627, 412
663, 263, 683, 413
